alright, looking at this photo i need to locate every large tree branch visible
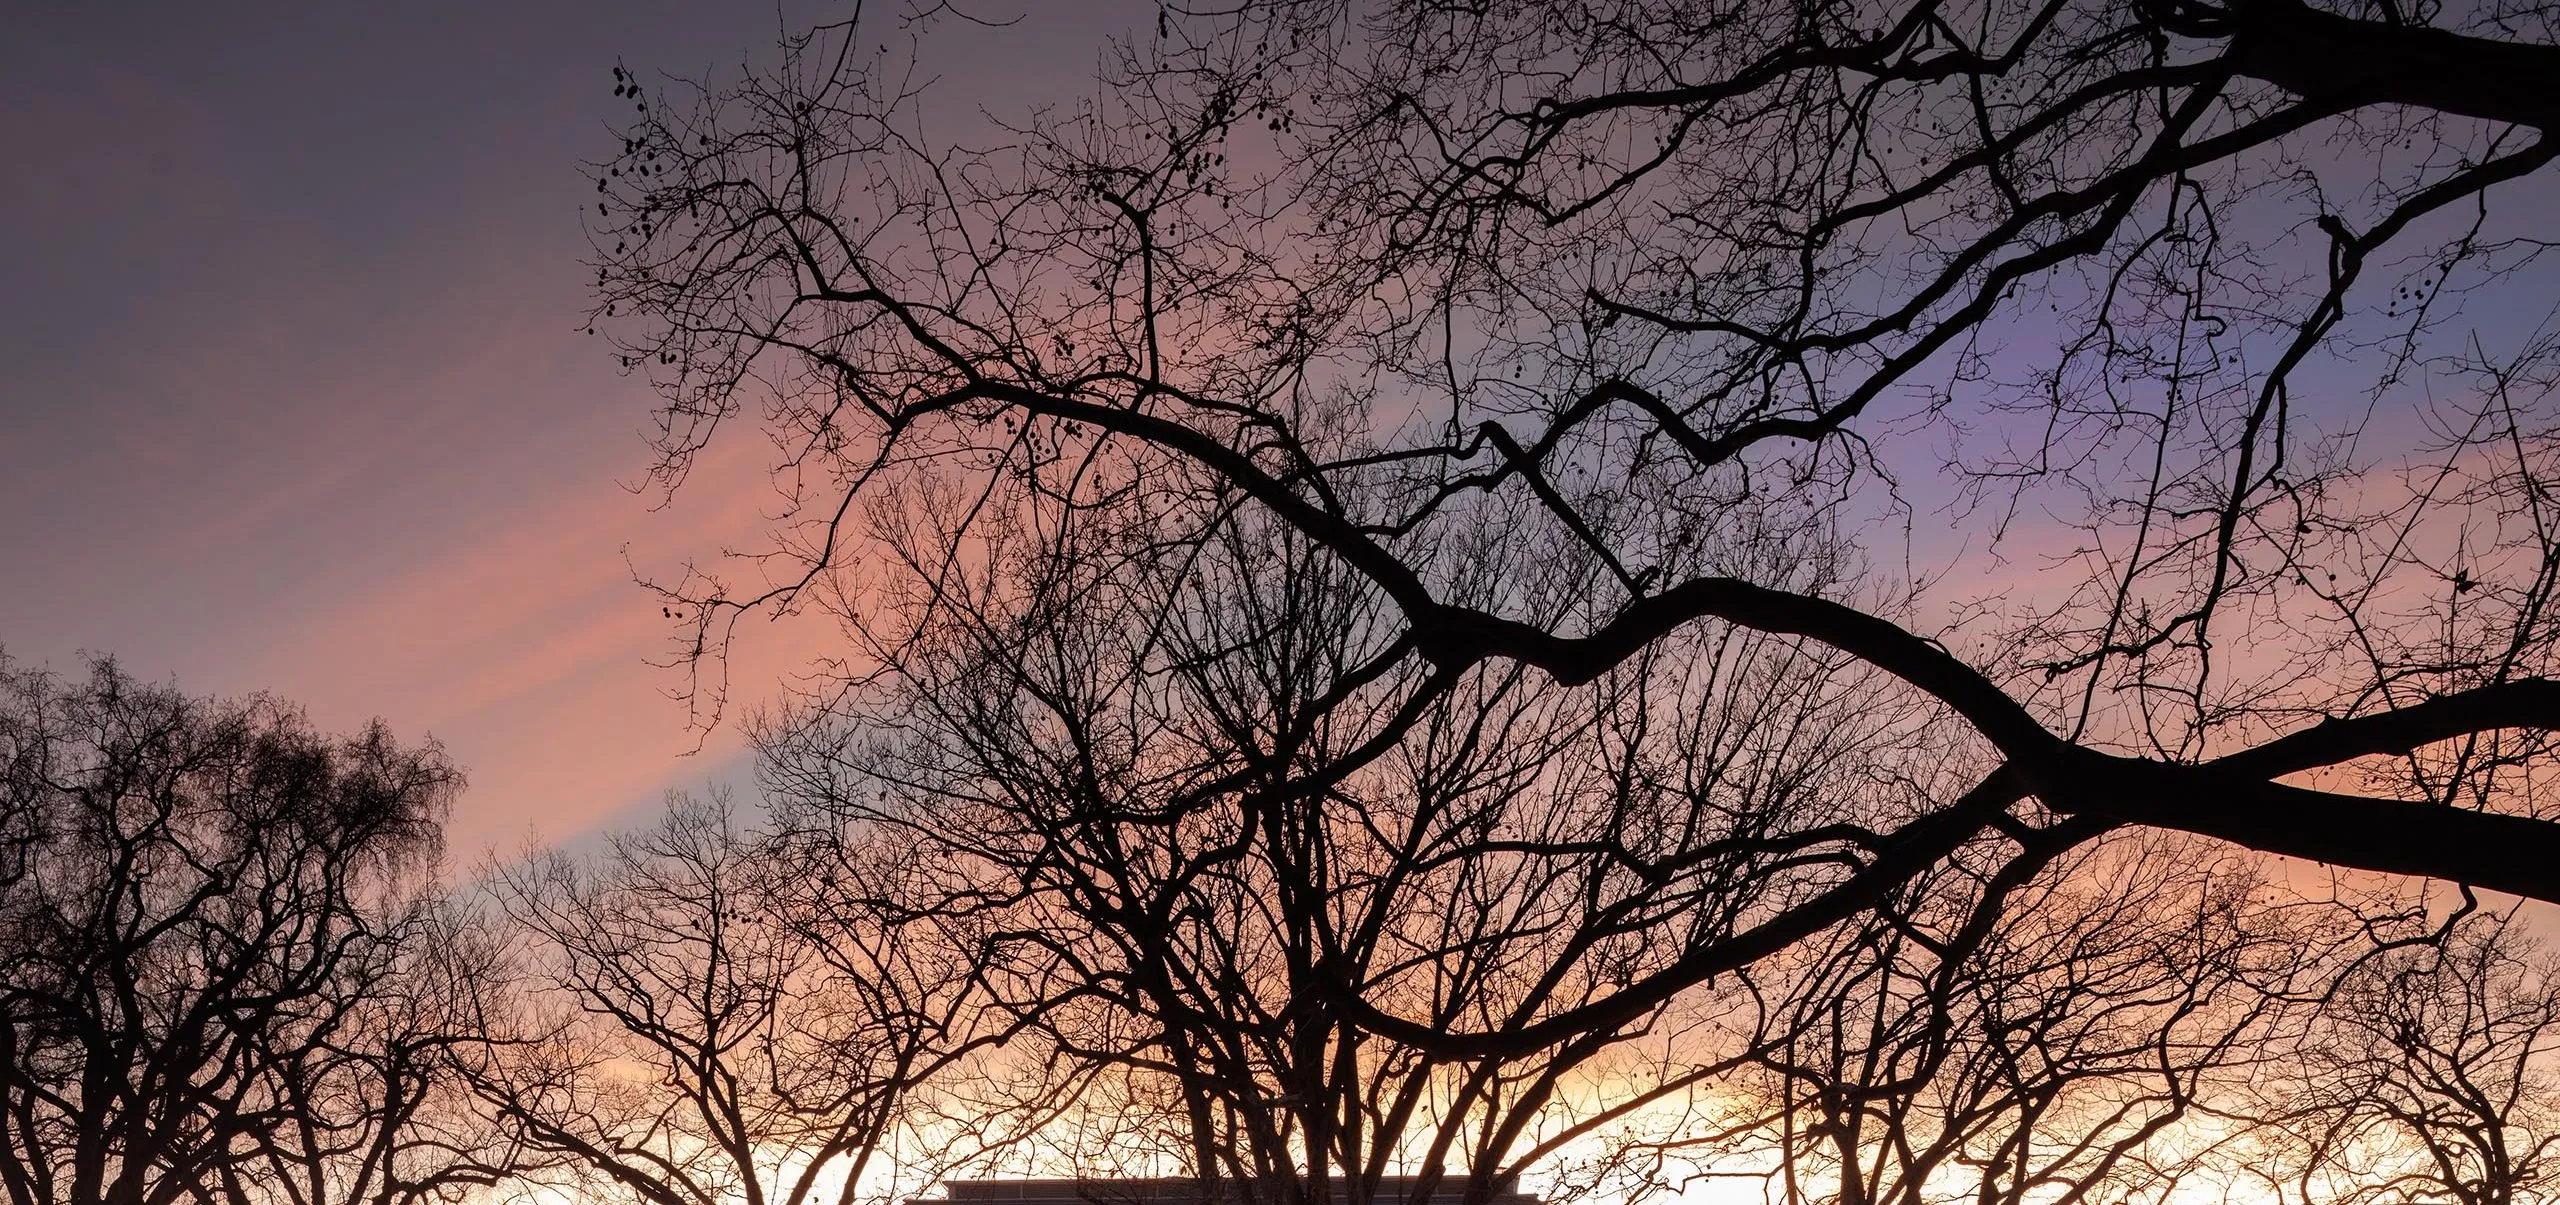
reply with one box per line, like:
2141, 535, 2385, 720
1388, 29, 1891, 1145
2222, 0, 2560, 131
892, 371, 2560, 903
2219, 680, 2560, 777
1430, 578, 2560, 902
2053, 749, 2560, 904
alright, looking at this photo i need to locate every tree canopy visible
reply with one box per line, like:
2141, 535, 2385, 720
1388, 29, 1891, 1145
0, 654, 514, 1205
588, 0, 2560, 1062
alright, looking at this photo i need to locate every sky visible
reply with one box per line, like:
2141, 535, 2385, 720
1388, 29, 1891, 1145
0, 2, 1142, 858
7, 2, 2556, 870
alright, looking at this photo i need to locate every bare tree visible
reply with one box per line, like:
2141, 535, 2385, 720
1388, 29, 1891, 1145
2250, 907, 2560, 1205
0, 654, 515, 1205
471, 789, 1000, 1205
584, 0, 2560, 1072
1731, 834, 2357, 1205
744, 474, 2109, 1205
208, 902, 530, 1205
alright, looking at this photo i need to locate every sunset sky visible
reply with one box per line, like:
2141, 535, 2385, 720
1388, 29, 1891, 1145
9, 8, 2560, 1203
0, 2, 1141, 856
10, 3, 2557, 864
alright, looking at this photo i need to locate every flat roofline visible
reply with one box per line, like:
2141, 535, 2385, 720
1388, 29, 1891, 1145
925, 1176, 1537, 1205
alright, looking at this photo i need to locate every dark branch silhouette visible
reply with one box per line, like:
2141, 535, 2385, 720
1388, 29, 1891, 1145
587, 0, 2560, 1082
0, 654, 521, 1205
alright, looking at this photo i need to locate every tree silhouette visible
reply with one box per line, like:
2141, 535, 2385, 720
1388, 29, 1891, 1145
468, 790, 1004, 1205
1737, 834, 2336, 1205
0, 655, 518, 1205
736, 466, 2539, 1205
590, 0, 2560, 1098
749, 498, 1857, 1205
2253, 907, 2560, 1205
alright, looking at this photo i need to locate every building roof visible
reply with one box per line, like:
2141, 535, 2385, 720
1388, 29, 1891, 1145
932, 1177, 1538, 1205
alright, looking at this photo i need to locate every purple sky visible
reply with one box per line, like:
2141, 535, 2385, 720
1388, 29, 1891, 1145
0, 2, 1140, 857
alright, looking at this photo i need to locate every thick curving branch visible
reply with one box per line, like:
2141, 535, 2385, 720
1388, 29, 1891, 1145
2222, 0, 2560, 132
